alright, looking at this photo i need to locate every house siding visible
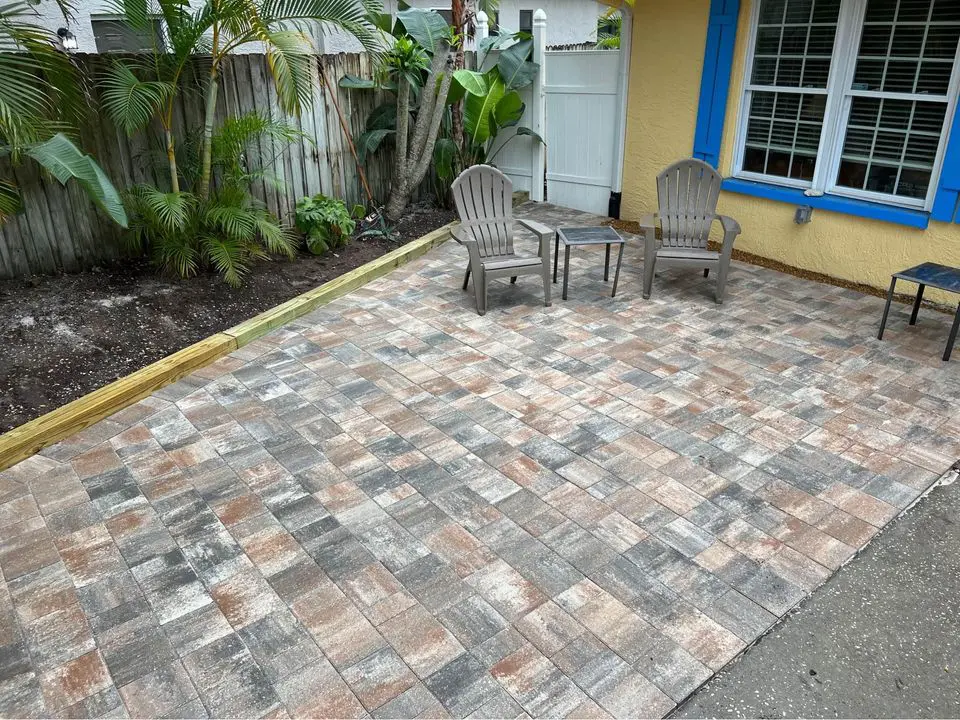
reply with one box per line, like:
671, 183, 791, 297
621, 0, 960, 305
40, 0, 601, 54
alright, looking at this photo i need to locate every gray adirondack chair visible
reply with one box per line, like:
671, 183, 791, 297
451, 165, 553, 316
640, 158, 742, 304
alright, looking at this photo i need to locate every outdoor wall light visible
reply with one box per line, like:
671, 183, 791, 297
57, 28, 78, 51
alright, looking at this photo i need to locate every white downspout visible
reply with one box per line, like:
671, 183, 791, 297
610, 6, 632, 214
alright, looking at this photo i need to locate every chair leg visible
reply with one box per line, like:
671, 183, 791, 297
703, 268, 710, 278
715, 261, 729, 305
463, 265, 471, 291
473, 268, 485, 315
643, 255, 656, 299
542, 260, 552, 307
481, 272, 489, 315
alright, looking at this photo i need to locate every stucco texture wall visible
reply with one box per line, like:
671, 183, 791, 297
620, 0, 960, 305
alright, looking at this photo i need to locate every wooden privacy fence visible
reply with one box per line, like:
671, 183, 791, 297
0, 52, 402, 279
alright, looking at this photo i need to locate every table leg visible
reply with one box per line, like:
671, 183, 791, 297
604, 244, 611, 282
878, 277, 897, 340
910, 284, 925, 325
553, 233, 559, 284
562, 246, 571, 301
944, 301, 960, 362
612, 244, 625, 297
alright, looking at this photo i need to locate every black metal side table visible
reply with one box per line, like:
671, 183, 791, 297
878, 262, 960, 361
553, 226, 627, 301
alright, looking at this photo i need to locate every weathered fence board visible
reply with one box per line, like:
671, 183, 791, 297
0, 52, 414, 279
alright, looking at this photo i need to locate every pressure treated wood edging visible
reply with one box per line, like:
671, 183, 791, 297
0, 223, 454, 471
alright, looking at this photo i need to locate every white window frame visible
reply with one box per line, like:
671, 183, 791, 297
732, 0, 960, 211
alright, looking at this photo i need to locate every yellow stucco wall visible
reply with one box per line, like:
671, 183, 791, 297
621, 0, 960, 304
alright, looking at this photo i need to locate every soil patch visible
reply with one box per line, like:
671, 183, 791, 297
0, 205, 455, 433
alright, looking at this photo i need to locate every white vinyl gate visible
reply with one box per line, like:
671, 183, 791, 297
543, 50, 622, 215
476, 11, 628, 216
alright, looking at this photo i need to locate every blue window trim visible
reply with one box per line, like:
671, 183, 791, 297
932, 97, 960, 223
692, 0, 960, 229
693, 0, 740, 168
722, 179, 931, 229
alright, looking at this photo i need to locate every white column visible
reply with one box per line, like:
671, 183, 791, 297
530, 9, 547, 202
611, 7, 632, 196
475, 10, 489, 42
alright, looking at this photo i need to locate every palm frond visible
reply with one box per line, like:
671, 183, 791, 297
253, 210, 295, 257
155, 233, 200, 278
200, 234, 248, 286
101, 62, 176, 135
259, 28, 314, 114
0, 178, 21, 222
256, 0, 382, 52
128, 184, 194, 232
204, 201, 256, 240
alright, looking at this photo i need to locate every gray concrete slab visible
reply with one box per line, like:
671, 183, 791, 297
674, 470, 960, 719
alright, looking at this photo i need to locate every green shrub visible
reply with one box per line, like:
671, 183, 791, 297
295, 194, 365, 255
123, 113, 300, 286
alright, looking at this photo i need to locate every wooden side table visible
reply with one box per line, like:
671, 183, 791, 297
552, 226, 627, 301
878, 262, 960, 361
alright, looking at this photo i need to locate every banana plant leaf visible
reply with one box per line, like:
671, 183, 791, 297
395, 8, 450, 55
452, 69, 488, 96
497, 39, 539, 89
339, 74, 378, 89
366, 103, 398, 131
432, 137, 457, 182
494, 91, 524, 127
26, 134, 128, 227
356, 128, 394, 162
515, 126, 545, 144
463, 71, 505, 146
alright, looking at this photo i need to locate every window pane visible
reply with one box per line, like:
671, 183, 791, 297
836, 97, 948, 200
743, 91, 825, 180
854, 0, 960, 96
932, 0, 960, 22
751, 0, 840, 88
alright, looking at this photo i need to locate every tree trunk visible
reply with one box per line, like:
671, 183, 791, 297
385, 45, 453, 221
164, 128, 179, 194
450, 0, 465, 152
198, 71, 219, 199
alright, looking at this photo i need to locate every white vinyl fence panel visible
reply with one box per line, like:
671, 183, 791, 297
544, 49, 621, 215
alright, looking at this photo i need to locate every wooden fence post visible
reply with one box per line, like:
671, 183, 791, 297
530, 9, 547, 203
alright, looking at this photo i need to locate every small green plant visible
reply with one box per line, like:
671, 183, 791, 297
295, 195, 365, 255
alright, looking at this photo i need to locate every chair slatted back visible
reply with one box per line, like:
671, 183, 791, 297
452, 165, 514, 257
656, 158, 722, 249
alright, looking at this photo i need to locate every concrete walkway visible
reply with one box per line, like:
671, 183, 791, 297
674, 472, 960, 718
1, 203, 959, 718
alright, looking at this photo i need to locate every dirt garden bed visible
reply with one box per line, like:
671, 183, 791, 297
0, 205, 456, 433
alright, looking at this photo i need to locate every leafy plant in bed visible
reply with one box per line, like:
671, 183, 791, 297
99, 0, 382, 285
341, 11, 543, 214
295, 194, 365, 255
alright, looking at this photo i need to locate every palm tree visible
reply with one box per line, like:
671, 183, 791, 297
102, 0, 382, 198
0, 0, 126, 225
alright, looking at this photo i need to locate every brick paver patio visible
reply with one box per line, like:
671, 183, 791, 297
2, 203, 959, 719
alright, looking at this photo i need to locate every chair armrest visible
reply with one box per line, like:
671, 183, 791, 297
451, 225, 477, 246
638, 213, 658, 255
516, 218, 553, 237
715, 214, 741, 259
716, 214, 741, 235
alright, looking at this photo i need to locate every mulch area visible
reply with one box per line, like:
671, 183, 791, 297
0, 205, 456, 433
